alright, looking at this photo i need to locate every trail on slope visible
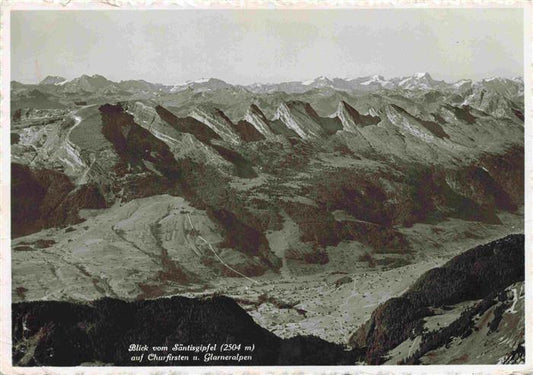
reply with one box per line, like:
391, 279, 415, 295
186, 214, 259, 285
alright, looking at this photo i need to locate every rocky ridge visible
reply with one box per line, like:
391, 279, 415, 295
10, 74, 525, 365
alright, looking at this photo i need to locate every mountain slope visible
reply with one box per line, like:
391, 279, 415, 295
349, 234, 524, 364
10, 73, 524, 361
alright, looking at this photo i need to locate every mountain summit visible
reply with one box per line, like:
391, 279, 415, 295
397, 72, 445, 90
39, 76, 66, 85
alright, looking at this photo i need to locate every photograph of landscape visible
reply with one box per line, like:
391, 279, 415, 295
7, 8, 526, 367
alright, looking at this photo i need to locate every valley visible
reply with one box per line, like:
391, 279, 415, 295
10, 72, 525, 365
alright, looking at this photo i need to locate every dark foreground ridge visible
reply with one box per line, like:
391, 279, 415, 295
350, 233, 524, 364
12, 234, 524, 366
12, 295, 360, 366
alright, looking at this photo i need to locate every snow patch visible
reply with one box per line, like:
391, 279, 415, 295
186, 78, 210, 84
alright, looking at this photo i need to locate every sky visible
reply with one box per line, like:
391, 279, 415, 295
11, 9, 524, 85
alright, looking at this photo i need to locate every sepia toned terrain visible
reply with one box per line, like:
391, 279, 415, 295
11, 73, 524, 365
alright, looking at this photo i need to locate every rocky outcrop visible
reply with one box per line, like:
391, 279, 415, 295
273, 102, 328, 139
122, 101, 164, 128
384, 104, 448, 141
438, 104, 477, 124
155, 104, 221, 144
460, 78, 524, 120
190, 106, 241, 145
11, 108, 68, 126
243, 104, 277, 138
99, 103, 182, 178
335, 101, 380, 132
123, 103, 238, 177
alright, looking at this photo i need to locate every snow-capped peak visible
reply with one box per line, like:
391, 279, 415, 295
452, 79, 472, 90
361, 75, 388, 86
302, 76, 332, 86
169, 78, 231, 93
39, 75, 67, 85
397, 72, 442, 90
185, 78, 211, 84
414, 72, 431, 79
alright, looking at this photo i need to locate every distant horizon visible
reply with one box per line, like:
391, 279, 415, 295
12, 71, 525, 86
11, 9, 523, 85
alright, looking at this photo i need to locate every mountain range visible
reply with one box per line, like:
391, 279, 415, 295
10, 71, 525, 365
16, 72, 523, 95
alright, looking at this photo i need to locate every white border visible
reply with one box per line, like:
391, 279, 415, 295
0, 2, 531, 374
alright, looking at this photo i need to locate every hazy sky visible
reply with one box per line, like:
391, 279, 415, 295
11, 9, 524, 85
